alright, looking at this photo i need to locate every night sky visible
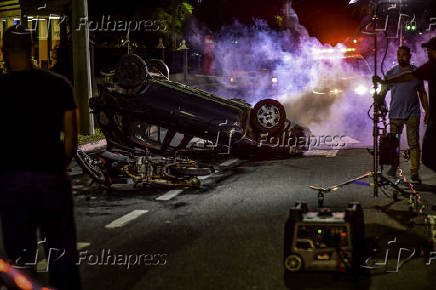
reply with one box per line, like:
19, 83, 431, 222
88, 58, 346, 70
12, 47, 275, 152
87, 0, 436, 45
88, 0, 364, 44
195, 0, 367, 44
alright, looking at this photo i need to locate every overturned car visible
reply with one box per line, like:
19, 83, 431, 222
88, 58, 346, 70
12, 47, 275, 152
91, 54, 310, 159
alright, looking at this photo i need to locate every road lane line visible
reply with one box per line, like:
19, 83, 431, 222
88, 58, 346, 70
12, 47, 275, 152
155, 190, 184, 201
77, 242, 91, 250
36, 259, 48, 272
105, 210, 149, 228
198, 174, 211, 180
303, 150, 338, 157
342, 136, 361, 144
219, 158, 240, 167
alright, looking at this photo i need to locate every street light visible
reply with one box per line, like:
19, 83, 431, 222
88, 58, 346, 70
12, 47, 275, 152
177, 40, 189, 82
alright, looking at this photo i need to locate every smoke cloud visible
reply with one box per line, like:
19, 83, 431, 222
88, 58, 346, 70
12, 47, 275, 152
188, 5, 435, 147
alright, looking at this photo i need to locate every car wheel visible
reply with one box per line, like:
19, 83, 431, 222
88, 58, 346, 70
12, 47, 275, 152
115, 54, 148, 88
251, 99, 286, 135
284, 254, 303, 272
75, 150, 107, 184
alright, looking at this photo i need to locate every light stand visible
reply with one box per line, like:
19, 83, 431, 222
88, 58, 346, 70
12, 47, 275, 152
308, 1, 410, 208
372, 3, 379, 197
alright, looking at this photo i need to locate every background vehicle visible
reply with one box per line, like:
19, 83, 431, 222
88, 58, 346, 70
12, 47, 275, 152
228, 59, 283, 96
310, 49, 374, 98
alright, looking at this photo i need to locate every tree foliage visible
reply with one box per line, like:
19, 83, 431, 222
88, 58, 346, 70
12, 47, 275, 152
154, 1, 193, 36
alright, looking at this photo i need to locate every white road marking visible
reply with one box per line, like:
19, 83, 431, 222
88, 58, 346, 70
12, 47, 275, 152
155, 190, 184, 201
219, 158, 240, 167
342, 136, 361, 144
105, 210, 149, 228
428, 215, 436, 249
198, 174, 211, 180
77, 242, 91, 250
110, 184, 136, 190
303, 150, 338, 158
36, 259, 48, 272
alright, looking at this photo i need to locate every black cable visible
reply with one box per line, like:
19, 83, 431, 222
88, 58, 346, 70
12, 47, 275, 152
368, 103, 375, 120
381, 31, 389, 78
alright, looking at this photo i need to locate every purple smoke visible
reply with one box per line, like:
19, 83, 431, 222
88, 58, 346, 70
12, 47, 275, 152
187, 5, 435, 147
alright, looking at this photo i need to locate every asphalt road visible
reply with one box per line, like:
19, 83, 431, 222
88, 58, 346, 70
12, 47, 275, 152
1, 149, 436, 289
69, 149, 436, 290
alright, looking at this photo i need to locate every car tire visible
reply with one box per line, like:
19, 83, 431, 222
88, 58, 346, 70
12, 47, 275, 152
75, 150, 107, 184
115, 54, 148, 89
284, 253, 303, 273
251, 99, 286, 135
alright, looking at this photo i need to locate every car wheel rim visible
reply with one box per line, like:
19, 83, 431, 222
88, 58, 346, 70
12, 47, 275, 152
78, 151, 105, 181
256, 104, 280, 129
284, 255, 302, 272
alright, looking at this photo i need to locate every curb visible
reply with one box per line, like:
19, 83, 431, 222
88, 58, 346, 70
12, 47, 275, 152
78, 139, 107, 153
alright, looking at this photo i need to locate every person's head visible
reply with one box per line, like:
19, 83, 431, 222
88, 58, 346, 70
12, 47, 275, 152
422, 37, 436, 61
397, 46, 411, 67
2, 25, 33, 71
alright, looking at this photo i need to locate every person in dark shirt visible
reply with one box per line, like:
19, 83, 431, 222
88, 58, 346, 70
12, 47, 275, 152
0, 25, 81, 289
374, 37, 436, 173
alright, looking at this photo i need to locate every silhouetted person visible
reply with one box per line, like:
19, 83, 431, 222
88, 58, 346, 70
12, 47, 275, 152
0, 25, 81, 289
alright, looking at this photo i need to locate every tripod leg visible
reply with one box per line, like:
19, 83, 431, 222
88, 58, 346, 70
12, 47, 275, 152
393, 190, 399, 202
318, 191, 324, 208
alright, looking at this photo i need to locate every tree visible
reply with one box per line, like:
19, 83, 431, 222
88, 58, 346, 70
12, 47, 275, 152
154, 0, 194, 50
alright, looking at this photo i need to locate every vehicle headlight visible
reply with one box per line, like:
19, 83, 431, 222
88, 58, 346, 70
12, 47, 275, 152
354, 85, 367, 95
329, 88, 343, 95
272, 77, 278, 83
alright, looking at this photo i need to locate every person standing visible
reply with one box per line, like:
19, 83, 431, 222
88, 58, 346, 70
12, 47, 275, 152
374, 38, 436, 175
0, 25, 81, 289
379, 46, 429, 184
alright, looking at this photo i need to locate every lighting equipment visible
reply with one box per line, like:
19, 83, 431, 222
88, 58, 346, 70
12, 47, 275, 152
309, 1, 423, 215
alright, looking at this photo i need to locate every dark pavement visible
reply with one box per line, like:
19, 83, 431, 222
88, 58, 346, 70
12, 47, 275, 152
8, 148, 433, 289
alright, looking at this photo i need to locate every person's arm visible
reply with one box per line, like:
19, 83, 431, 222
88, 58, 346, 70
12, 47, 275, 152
373, 71, 415, 85
418, 86, 429, 124
63, 108, 79, 170
374, 62, 431, 85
